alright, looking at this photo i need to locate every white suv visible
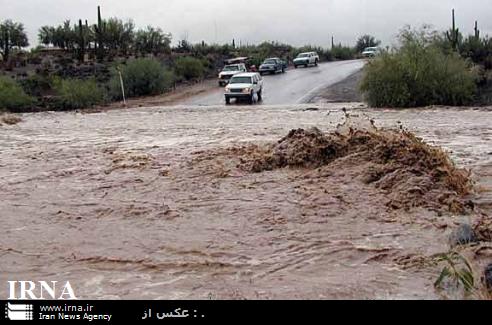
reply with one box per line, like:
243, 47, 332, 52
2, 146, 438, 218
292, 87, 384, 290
218, 63, 247, 86
362, 47, 381, 58
293, 52, 319, 68
224, 73, 263, 104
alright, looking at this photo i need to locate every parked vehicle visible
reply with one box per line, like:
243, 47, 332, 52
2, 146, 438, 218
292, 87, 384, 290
224, 57, 250, 66
218, 63, 247, 86
224, 72, 263, 104
293, 52, 319, 68
362, 47, 381, 58
259, 58, 287, 75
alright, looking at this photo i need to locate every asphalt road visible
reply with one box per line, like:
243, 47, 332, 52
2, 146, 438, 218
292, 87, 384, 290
182, 59, 365, 106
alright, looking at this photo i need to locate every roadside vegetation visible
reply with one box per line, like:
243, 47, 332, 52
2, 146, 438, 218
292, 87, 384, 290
52, 77, 106, 110
0, 76, 36, 112
361, 26, 478, 107
361, 10, 492, 108
109, 58, 174, 99
174, 57, 206, 81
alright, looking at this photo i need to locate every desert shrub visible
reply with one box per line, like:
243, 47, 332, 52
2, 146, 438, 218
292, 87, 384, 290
18, 74, 52, 97
0, 76, 36, 112
53, 78, 105, 110
109, 58, 174, 99
360, 29, 478, 108
331, 46, 357, 60
173, 56, 206, 80
460, 36, 492, 69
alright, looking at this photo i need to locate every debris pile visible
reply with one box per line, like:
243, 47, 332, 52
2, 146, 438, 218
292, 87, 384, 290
238, 124, 473, 212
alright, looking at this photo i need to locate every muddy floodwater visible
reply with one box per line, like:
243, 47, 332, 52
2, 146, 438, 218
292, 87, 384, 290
1, 104, 491, 299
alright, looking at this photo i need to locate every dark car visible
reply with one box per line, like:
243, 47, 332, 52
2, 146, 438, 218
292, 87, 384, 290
259, 58, 287, 75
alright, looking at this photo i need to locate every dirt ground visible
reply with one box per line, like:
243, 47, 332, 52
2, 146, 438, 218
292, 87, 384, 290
89, 79, 218, 112
309, 70, 364, 103
0, 103, 491, 299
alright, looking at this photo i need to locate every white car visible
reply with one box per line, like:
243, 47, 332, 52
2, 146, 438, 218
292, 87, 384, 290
218, 63, 247, 86
362, 47, 381, 58
293, 52, 319, 68
224, 72, 263, 104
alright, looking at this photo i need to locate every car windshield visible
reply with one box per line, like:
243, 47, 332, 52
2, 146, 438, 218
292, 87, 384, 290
229, 76, 252, 84
264, 59, 276, 64
223, 65, 239, 71
298, 54, 309, 58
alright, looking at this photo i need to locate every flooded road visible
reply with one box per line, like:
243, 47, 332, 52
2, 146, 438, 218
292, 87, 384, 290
182, 60, 365, 105
0, 104, 491, 299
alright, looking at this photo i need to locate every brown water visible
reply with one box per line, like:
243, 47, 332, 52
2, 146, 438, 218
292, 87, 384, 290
0, 104, 491, 299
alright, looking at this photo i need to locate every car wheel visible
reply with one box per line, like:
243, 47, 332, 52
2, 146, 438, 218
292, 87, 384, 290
249, 93, 254, 104
225, 97, 231, 105
259, 72, 264, 76
294, 65, 298, 69
305, 64, 308, 68
282, 67, 285, 73
315, 60, 318, 66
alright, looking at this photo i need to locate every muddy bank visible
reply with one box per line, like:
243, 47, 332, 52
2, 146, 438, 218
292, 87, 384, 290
89, 79, 218, 112
0, 104, 491, 299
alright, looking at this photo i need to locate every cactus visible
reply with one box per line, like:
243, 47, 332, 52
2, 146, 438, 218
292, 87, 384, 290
85, 20, 91, 51
78, 19, 85, 61
446, 9, 460, 50
2, 28, 9, 62
474, 21, 480, 40
94, 5, 105, 61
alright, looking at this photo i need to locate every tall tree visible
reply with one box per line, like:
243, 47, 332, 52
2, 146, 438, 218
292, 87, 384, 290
135, 26, 172, 55
0, 20, 29, 61
103, 18, 134, 55
39, 26, 55, 46
356, 34, 381, 53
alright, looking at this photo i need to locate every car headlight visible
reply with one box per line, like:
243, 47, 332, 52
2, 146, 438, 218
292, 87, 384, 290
242, 88, 251, 93
225, 88, 231, 93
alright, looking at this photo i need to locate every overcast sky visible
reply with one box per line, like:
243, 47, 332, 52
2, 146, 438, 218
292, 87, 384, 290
2, 0, 492, 48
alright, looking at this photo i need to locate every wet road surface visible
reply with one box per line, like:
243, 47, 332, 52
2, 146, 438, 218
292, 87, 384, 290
182, 60, 365, 106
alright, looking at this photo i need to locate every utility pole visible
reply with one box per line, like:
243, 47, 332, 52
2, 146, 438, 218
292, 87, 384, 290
214, 21, 218, 44
116, 66, 126, 106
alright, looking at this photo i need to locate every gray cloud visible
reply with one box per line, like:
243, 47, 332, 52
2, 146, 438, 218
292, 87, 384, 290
2, 0, 492, 47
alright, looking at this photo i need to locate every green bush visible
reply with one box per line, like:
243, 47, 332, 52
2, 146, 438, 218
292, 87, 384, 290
460, 36, 492, 69
53, 78, 105, 110
174, 56, 206, 80
0, 76, 36, 112
109, 58, 174, 99
331, 46, 357, 60
18, 74, 52, 97
360, 30, 478, 107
